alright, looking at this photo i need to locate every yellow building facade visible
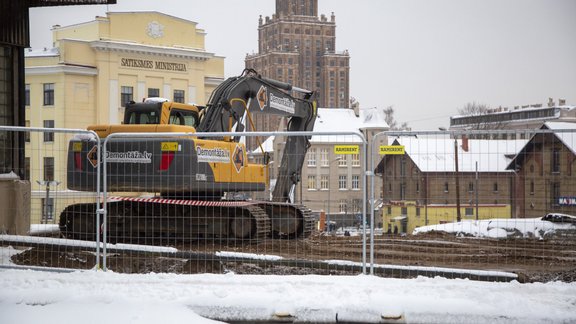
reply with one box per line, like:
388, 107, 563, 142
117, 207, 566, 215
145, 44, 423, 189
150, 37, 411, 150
25, 12, 224, 224
382, 202, 511, 234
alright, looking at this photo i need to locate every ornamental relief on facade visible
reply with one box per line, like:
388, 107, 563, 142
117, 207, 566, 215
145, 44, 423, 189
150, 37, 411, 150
146, 21, 164, 39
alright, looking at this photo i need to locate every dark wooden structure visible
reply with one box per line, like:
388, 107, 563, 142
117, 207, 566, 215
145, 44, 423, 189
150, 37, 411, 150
0, 0, 116, 177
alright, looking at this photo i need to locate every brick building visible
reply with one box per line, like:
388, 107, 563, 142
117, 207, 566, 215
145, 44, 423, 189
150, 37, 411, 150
376, 136, 527, 233
507, 122, 576, 218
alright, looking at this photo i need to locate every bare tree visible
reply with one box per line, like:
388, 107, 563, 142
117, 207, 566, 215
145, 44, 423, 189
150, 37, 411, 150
384, 106, 397, 129
458, 101, 489, 116
384, 106, 410, 131
457, 101, 508, 133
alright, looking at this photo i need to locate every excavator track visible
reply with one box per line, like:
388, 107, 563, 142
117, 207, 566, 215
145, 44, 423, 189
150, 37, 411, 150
59, 198, 272, 244
258, 202, 315, 239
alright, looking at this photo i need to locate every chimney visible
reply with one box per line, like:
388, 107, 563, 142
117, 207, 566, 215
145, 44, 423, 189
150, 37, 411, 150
461, 136, 469, 152
548, 98, 555, 107
559, 98, 566, 106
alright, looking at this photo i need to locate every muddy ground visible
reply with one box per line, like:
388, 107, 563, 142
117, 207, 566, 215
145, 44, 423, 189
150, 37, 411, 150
7, 231, 576, 283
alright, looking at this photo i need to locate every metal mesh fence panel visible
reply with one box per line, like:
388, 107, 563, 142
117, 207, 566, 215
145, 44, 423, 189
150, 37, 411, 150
0, 126, 101, 271
369, 128, 576, 281
92, 131, 368, 275
5, 124, 574, 282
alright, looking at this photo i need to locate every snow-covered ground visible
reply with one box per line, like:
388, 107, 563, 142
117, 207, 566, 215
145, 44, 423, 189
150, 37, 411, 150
413, 216, 575, 239
2, 217, 575, 323
1, 267, 575, 324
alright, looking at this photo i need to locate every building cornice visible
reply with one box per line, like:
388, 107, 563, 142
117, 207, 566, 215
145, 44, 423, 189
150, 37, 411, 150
90, 40, 214, 61
205, 76, 225, 86
25, 65, 98, 76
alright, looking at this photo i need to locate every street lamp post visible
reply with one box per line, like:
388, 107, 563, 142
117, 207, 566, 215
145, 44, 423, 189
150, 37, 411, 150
326, 156, 342, 233
36, 180, 60, 224
475, 161, 479, 221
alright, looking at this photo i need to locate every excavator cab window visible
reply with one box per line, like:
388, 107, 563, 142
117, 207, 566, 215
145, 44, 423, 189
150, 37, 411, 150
124, 107, 161, 125
169, 108, 199, 127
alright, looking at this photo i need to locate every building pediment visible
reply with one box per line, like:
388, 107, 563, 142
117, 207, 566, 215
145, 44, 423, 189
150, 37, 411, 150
90, 40, 213, 61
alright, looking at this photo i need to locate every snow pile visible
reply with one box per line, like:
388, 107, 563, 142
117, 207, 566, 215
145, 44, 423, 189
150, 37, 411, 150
413, 217, 576, 239
0, 171, 20, 180
29, 224, 60, 236
334, 227, 383, 237
0, 234, 178, 254
1, 268, 575, 323
215, 251, 284, 261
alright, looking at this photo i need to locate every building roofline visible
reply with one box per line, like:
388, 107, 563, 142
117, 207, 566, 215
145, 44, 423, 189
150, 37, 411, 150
25, 64, 98, 76
90, 40, 214, 60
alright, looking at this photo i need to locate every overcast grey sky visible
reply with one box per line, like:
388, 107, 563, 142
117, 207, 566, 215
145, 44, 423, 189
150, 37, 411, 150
29, 0, 576, 130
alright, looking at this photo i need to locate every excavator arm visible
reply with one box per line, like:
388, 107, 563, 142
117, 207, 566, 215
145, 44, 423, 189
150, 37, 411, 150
197, 69, 318, 203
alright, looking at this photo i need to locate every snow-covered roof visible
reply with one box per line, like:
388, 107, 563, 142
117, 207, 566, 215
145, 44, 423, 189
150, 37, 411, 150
249, 107, 390, 153
542, 122, 576, 155
25, 48, 59, 57
311, 107, 389, 143
249, 135, 275, 154
451, 105, 576, 119
504, 121, 576, 170
390, 136, 527, 173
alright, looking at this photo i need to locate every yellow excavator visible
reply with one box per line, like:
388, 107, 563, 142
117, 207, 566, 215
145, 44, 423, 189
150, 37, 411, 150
59, 69, 317, 243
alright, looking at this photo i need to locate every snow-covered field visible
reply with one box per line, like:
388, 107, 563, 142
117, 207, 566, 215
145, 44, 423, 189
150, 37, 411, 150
1, 267, 575, 324
1, 217, 575, 323
413, 216, 576, 239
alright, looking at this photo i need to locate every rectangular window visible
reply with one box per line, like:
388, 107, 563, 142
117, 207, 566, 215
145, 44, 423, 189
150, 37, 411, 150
320, 175, 329, 190
401, 207, 408, 215
338, 175, 347, 189
43, 83, 54, 106
351, 199, 361, 213
552, 149, 561, 173
400, 158, 406, 177
530, 181, 534, 195
338, 155, 346, 167
173, 89, 185, 103
387, 206, 392, 215
444, 182, 449, 192
493, 182, 499, 192
320, 148, 329, 166
148, 88, 160, 98
416, 207, 421, 217
24, 157, 30, 181
307, 175, 316, 190
44, 157, 54, 181
43, 120, 54, 142
400, 183, 406, 200
351, 154, 360, 167
468, 182, 474, 192
25, 84, 30, 106
307, 149, 316, 166
351, 175, 359, 189
121, 86, 133, 107
339, 199, 347, 213
552, 182, 560, 206
465, 207, 474, 216
25, 120, 30, 142
416, 181, 420, 193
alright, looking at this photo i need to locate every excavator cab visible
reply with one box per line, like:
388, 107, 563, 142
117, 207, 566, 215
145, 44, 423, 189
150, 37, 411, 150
123, 100, 200, 128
